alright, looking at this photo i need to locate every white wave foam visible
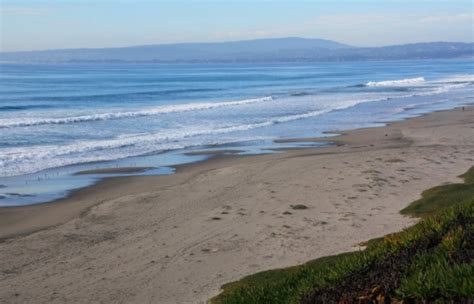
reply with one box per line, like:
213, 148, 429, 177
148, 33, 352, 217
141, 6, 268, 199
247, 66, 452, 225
432, 74, 474, 83
1, 77, 471, 177
408, 83, 470, 98
366, 77, 425, 87
0, 93, 387, 177
0, 96, 273, 128
0, 98, 371, 177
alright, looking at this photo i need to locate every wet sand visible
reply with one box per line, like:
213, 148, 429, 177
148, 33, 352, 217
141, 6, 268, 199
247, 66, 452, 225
0, 107, 473, 304
74, 167, 155, 175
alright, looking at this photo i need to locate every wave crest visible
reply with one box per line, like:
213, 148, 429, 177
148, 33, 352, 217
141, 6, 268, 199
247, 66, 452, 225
0, 96, 273, 129
366, 77, 425, 87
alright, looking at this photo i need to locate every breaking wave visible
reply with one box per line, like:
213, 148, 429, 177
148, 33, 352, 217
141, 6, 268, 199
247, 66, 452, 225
0, 96, 273, 128
365, 77, 426, 87
0, 94, 387, 176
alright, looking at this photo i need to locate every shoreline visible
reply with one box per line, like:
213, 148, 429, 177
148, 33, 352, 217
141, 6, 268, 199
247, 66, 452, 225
0, 106, 473, 303
0, 105, 468, 241
0, 106, 444, 240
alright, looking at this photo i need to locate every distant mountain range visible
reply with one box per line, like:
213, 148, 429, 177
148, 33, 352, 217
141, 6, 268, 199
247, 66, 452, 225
1, 37, 472, 63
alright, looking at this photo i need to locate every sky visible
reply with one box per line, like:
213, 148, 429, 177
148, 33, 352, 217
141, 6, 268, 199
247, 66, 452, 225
0, 0, 473, 52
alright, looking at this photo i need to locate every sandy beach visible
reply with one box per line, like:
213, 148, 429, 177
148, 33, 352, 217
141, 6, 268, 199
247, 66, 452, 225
0, 107, 473, 304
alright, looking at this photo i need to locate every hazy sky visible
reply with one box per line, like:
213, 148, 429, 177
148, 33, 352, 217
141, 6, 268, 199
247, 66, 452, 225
1, 0, 473, 52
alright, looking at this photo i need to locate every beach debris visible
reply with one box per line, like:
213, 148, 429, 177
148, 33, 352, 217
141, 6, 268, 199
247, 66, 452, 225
201, 248, 219, 253
290, 204, 308, 210
384, 158, 405, 163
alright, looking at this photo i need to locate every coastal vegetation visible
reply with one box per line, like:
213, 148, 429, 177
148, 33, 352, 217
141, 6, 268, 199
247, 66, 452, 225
211, 167, 474, 303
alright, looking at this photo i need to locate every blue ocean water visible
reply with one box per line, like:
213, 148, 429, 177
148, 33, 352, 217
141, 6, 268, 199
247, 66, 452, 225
0, 60, 473, 206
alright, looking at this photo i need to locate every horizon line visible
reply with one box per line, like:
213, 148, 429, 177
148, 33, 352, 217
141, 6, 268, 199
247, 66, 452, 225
2, 36, 473, 54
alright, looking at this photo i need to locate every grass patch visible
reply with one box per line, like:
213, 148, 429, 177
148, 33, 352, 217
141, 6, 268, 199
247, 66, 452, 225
212, 251, 358, 304
210, 167, 474, 304
401, 166, 474, 217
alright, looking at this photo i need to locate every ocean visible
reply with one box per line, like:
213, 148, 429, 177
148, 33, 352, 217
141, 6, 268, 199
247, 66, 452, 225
0, 59, 473, 206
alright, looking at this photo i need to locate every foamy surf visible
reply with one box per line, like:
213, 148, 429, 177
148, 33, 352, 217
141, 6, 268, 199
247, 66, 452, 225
366, 77, 426, 87
432, 74, 474, 83
2, 79, 472, 178
1, 62, 473, 182
0, 96, 273, 129
0, 93, 413, 177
